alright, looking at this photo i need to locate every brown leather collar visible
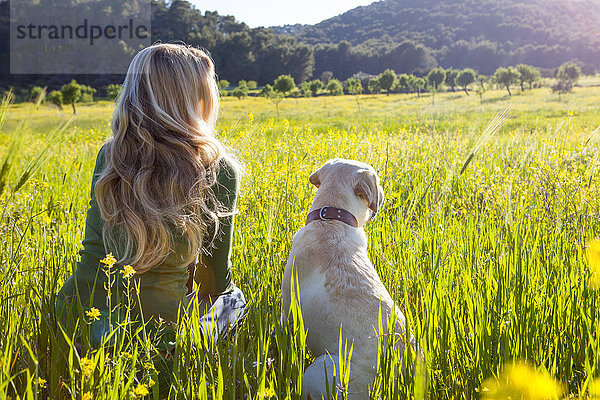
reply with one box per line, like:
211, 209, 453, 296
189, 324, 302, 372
306, 206, 358, 227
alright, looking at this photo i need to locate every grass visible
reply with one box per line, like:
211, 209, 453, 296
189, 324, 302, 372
1, 86, 600, 398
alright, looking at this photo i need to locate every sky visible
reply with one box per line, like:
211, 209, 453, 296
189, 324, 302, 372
190, 0, 377, 28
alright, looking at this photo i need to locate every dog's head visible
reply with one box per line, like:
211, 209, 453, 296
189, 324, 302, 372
309, 158, 384, 223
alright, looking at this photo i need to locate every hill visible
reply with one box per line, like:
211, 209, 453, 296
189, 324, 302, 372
3, 0, 600, 93
274, 0, 600, 76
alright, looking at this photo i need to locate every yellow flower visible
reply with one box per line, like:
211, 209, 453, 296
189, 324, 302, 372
143, 362, 156, 371
481, 362, 562, 400
131, 383, 149, 398
35, 377, 47, 388
590, 378, 600, 398
82, 391, 93, 400
248, 112, 254, 124
100, 253, 117, 269
80, 357, 95, 379
121, 265, 135, 279
257, 387, 275, 398
567, 110, 574, 117
586, 239, 600, 289
148, 378, 156, 388
85, 307, 101, 321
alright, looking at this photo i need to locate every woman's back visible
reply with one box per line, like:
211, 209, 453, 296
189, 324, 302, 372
55, 43, 245, 349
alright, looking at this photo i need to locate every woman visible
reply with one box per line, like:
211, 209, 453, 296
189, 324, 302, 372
56, 43, 245, 348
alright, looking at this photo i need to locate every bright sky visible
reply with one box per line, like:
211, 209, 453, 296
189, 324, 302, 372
190, 0, 377, 28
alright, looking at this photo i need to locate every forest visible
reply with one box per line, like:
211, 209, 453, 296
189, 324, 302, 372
1, 0, 598, 93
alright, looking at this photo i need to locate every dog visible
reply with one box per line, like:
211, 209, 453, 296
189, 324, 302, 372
282, 158, 412, 400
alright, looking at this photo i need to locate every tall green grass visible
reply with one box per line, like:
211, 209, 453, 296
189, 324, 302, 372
0, 87, 600, 398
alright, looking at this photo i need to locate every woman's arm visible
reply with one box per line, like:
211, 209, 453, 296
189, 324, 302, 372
193, 157, 240, 295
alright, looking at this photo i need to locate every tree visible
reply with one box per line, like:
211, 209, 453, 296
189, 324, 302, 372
273, 74, 296, 96
427, 67, 446, 91
106, 84, 121, 100
61, 80, 82, 114
232, 81, 249, 99
286, 42, 315, 83
29, 86, 44, 103
47, 90, 63, 109
493, 67, 519, 96
445, 68, 459, 92
516, 64, 540, 91
408, 75, 425, 97
457, 69, 476, 95
289, 88, 302, 98
345, 78, 363, 109
79, 85, 96, 103
368, 77, 382, 94
299, 82, 313, 97
326, 79, 343, 96
270, 93, 284, 115
259, 84, 274, 98
320, 71, 334, 85
379, 69, 397, 95
218, 80, 230, 90
397, 73, 410, 93
475, 75, 487, 105
580, 63, 596, 76
247, 80, 258, 90
555, 62, 581, 94
557, 62, 581, 82
345, 78, 363, 95
308, 79, 323, 96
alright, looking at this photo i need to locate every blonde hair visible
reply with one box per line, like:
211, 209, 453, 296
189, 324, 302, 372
95, 43, 230, 273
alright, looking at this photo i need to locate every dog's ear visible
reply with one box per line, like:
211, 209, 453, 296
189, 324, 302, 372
354, 169, 384, 214
310, 160, 338, 188
309, 170, 321, 188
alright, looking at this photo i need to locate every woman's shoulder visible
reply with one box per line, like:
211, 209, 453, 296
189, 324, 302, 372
91, 143, 109, 182
214, 155, 242, 191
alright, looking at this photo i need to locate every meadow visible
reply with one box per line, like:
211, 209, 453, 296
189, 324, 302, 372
1, 85, 600, 399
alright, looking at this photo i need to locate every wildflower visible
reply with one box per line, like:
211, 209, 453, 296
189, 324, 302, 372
257, 386, 275, 399
590, 378, 600, 397
148, 378, 156, 388
85, 307, 101, 321
567, 110, 574, 117
248, 112, 254, 124
100, 253, 117, 269
143, 362, 156, 371
131, 383, 149, 398
121, 265, 135, 279
35, 377, 47, 388
29, 179, 49, 190
585, 239, 600, 289
480, 362, 562, 400
80, 357, 95, 379
82, 392, 93, 400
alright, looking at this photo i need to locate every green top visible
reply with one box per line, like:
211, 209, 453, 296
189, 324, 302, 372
57, 144, 239, 326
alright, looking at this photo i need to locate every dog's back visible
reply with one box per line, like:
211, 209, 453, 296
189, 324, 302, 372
283, 220, 406, 355
281, 159, 410, 400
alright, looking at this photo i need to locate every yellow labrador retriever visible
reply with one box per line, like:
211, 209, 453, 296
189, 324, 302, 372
282, 159, 411, 400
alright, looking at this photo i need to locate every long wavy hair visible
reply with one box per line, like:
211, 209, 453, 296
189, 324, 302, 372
95, 43, 233, 273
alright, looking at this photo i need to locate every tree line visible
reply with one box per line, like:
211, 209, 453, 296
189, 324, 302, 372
0, 0, 594, 97
21, 61, 584, 112
220, 62, 581, 101
282, 0, 600, 77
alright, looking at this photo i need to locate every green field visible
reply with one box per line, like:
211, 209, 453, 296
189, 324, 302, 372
2, 86, 600, 399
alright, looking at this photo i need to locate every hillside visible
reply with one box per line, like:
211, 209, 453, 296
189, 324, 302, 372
274, 0, 600, 75
3, 0, 600, 93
